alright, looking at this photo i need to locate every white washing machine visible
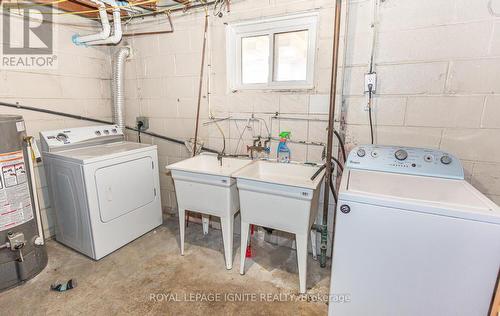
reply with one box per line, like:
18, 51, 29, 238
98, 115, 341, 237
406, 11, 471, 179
40, 125, 162, 260
329, 145, 500, 316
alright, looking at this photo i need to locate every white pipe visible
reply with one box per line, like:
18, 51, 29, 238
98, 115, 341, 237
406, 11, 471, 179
73, 5, 110, 44
72, 1, 110, 45
113, 47, 130, 129
26, 142, 44, 246
87, 8, 123, 45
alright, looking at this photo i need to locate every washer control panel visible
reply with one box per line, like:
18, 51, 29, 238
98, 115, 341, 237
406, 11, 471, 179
40, 125, 124, 152
347, 145, 464, 180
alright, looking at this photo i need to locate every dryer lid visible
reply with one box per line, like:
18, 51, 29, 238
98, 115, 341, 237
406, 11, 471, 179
340, 169, 500, 224
44, 141, 156, 164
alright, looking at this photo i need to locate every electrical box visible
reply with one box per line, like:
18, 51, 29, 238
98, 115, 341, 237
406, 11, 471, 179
364, 72, 377, 93
136, 117, 149, 131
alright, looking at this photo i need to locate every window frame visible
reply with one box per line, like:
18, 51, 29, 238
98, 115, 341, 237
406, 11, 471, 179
226, 12, 319, 91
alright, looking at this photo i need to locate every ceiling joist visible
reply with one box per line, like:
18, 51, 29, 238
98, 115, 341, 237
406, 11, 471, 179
32, 0, 158, 18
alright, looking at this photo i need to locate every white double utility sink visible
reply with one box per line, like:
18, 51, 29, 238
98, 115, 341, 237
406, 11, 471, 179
167, 154, 324, 293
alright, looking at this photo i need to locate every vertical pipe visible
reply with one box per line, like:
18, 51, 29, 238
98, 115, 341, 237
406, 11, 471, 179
25, 139, 44, 245
320, 0, 343, 268
192, 12, 209, 156
187, 10, 210, 226
87, 8, 123, 45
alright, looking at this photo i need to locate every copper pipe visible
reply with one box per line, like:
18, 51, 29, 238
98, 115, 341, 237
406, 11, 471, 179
185, 10, 209, 227
320, 0, 343, 268
192, 12, 209, 156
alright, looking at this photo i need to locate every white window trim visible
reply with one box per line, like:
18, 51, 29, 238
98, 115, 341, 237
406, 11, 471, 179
226, 12, 319, 91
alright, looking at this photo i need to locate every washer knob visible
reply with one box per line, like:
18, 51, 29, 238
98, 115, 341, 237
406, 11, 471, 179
56, 133, 68, 142
440, 155, 452, 165
357, 148, 366, 157
395, 149, 408, 161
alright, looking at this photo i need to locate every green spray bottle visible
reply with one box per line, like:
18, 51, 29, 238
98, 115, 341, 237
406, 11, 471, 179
277, 131, 291, 163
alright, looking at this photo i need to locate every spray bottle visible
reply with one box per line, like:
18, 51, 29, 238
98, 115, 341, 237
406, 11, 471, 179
277, 131, 291, 163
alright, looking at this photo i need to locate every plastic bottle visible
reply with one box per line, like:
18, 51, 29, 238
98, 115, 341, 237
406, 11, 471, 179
277, 131, 291, 163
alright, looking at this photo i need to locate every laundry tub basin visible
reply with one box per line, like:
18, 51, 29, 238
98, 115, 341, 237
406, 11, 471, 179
234, 160, 325, 293
166, 153, 253, 269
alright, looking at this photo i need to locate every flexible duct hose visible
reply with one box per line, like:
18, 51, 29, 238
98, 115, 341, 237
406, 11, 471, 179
113, 47, 130, 130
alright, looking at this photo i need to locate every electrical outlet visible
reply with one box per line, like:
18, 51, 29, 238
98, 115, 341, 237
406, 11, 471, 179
364, 72, 377, 93
125, 44, 135, 59
136, 116, 149, 131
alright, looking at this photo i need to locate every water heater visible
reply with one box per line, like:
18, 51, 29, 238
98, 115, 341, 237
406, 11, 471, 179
0, 115, 47, 291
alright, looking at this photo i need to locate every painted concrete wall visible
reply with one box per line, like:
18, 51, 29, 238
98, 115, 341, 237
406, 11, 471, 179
123, 0, 337, 218
343, 0, 500, 207
0, 13, 112, 236
2, 0, 500, 238
124, 0, 500, 216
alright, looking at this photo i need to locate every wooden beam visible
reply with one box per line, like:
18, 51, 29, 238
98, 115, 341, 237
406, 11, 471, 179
34, 0, 158, 19
34, 0, 99, 18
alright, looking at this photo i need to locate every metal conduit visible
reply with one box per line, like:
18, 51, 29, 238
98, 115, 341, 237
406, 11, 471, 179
0, 101, 219, 154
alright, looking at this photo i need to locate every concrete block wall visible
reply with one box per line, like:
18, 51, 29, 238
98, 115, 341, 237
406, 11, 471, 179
122, 0, 500, 231
342, 0, 500, 205
0, 13, 113, 237
123, 0, 337, 214
2, 0, 500, 238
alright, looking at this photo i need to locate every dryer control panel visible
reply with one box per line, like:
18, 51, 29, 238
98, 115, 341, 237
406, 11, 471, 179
40, 125, 124, 152
346, 145, 464, 180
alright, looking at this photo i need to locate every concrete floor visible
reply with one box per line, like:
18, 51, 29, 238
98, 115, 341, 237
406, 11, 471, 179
0, 217, 330, 315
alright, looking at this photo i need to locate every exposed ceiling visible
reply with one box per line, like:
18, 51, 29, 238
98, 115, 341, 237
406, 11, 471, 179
33, 0, 206, 19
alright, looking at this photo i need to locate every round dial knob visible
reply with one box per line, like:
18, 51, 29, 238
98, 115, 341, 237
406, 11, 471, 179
440, 155, 452, 165
357, 148, 366, 157
424, 154, 434, 162
56, 133, 68, 142
394, 149, 408, 161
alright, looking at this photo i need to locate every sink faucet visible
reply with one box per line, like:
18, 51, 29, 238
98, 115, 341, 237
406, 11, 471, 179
247, 137, 271, 160
217, 152, 223, 166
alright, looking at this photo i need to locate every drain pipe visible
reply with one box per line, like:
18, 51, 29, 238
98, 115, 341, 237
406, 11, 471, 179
87, 7, 123, 45
113, 47, 130, 130
320, 0, 343, 268
25, 137, 45, 246
72, 1, 110, 45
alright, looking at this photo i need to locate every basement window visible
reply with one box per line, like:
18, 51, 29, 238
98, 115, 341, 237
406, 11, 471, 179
227, 13, 318, 91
